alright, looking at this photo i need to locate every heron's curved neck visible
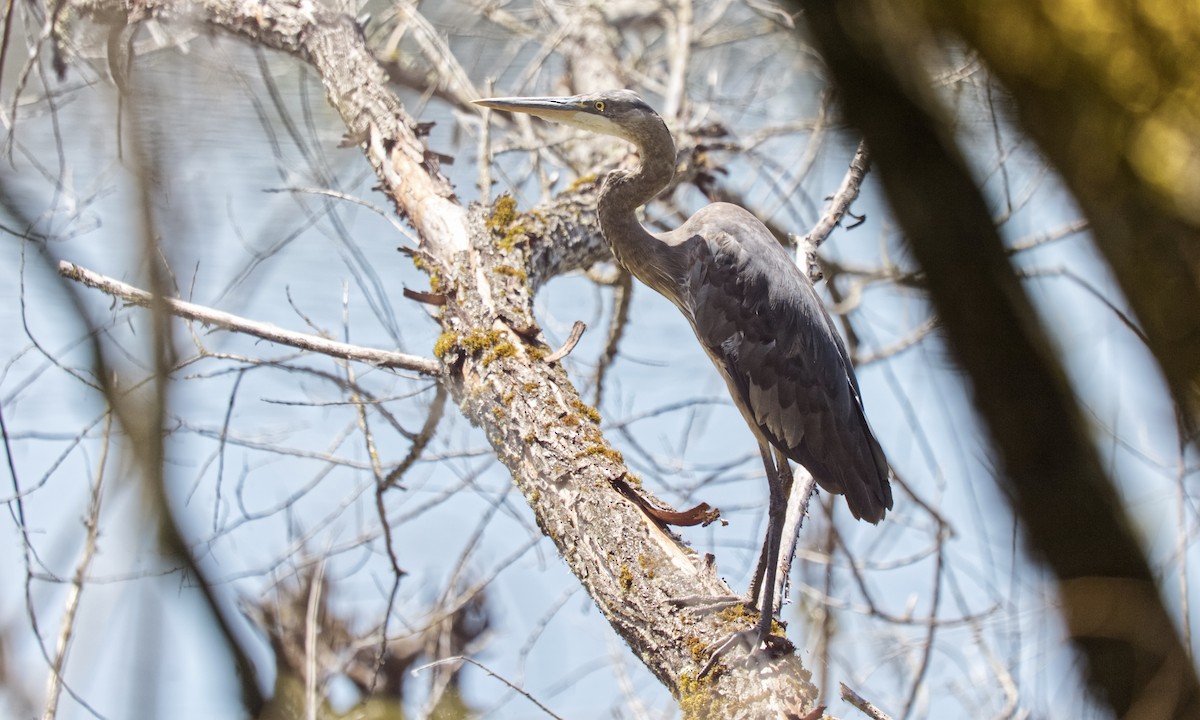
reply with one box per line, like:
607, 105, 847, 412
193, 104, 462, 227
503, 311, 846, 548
597, 119, 676, 271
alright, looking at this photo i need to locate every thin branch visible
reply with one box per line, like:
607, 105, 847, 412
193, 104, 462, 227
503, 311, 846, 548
543, 321, 586, 364
1006, 217, 1089, 254
593, 268, 632, 406
414, 656, 565, 720
264, 186, 418, 246
796, 140, 871, 281
303, 557, 326, 720
841, 683, 894, 720
382, 383, 446, 489
42, 414, 111, 720
57, 261, 442, 375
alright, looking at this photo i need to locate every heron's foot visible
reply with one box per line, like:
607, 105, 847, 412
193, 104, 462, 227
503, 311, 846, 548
698, 622, 793, 678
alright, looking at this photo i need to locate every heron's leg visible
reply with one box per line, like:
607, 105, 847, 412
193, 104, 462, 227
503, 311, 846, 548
695, 444, 794, 677
744, 542, 770, 611
674, 446, 790, 614
754, 443, 790, 638
745, 447, 794, 612
773, 459, 818, 611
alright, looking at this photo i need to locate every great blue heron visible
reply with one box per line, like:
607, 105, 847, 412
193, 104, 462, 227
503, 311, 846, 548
474, 90, 892, 658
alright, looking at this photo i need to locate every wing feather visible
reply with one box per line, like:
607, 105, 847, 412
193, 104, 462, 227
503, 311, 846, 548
667, 203, 892, 522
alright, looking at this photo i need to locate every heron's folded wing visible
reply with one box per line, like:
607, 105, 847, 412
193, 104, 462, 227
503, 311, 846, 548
676, 211, 892, 522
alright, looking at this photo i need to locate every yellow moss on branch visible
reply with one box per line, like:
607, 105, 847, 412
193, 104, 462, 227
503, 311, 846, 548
486, 195, 529, 253
678, 671, 723, 720
566, 173, 600, 192
637, 553, 657, 579
574, 445, 623, 463
482, 342, 516, 366
486, 195, 517, 229
433, 331, 460, 359
569, 398, 602, 424
461, 329, 503, 352
493, 265, 529, 282
435, 328, 516, 367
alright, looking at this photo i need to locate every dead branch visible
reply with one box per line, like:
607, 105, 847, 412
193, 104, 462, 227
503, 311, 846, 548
58, 261, 443, 375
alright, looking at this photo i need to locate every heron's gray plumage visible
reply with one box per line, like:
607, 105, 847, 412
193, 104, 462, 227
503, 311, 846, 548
669, 204, 891, 521
474, 90, 892, 643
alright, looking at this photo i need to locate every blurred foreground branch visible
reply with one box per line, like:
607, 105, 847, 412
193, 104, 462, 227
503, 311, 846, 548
795, 0, 1200, 715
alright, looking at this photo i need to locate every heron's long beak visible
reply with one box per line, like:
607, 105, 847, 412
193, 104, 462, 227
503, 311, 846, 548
472, 96, 589, 124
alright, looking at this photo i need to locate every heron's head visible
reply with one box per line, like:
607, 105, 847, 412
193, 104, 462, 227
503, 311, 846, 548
473, 90, 664, 147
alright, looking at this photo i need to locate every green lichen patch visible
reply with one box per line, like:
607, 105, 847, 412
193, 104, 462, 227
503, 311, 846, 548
575, 445, 624, 463
428, 271, 444, 293
493, 265, 529, 282
410, 253, 445, 293
579, 424, 604, 445
569, 398, 601, 424
438, 328, 516, 367
482, 341, 516, 367
678, 671, 723, 720
566, 173, 599, 193
433, 331, 460, 359
486, 195, 518, 230
637, 553, 657, 579
486, 195, 528, 253
499, 227, 527, 253
619, 564, 634, 592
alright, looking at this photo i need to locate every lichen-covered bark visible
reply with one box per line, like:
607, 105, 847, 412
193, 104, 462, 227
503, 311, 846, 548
72, 0, 822, 713
438, 203, 817, 715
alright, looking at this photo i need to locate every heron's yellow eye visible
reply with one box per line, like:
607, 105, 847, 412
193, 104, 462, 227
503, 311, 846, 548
594, 101, 605, 112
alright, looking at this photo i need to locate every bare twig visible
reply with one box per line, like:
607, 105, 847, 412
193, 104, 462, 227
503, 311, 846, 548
841, 682, 894, 720
42, 413, 112, 720
796, 140, 871, 281
264, 186, 418, 246
57, 261, 442, 376
414, 656, 565, 720
543, 320, 586, 364
1006, 218, 1090, 254
382, 383, 446, 489
477, 78, 495, 203
593, 268, 632, 406
662, 0, 693, 119
854, 318, 937, 366
304, 557, 327, 720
